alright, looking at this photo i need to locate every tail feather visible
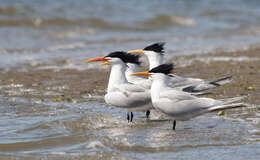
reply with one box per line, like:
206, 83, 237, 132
180, 76, 233, 93
219, 96, 246, 105
208, 103, 247, 112
208, 75, 233, 86
191, 92, 212, 96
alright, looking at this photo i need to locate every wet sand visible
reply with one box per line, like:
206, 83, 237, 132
172, 47, 260, 105
0, 47, 259, 105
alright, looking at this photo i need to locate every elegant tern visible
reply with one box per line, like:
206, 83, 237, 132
85, 51, 153, 122
131, 63, 247, 130
124, 56, 152, 118
128, 42, 232, 92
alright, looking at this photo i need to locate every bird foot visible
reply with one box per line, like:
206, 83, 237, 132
172, 120, 176, 130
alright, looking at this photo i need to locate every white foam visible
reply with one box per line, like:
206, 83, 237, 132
47, 42, 86, 51
85, 140, 105, 149
175, 56, 259, 67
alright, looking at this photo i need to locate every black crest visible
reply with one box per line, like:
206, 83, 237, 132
149, 63, 174, 75
143, 42, 165, 53
105, 51, 141, 65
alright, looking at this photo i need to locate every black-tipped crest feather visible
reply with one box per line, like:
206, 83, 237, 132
149, 63, 174, 75
105, 51, 141, 65
144, 42, 165, 53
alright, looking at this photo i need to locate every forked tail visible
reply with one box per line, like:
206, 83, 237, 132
208, 75, 233, 86
219, 96, 247, 105
208, 103, 249, 112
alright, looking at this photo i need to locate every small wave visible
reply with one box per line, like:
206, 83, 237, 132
0, 5, 35, 16
0, 48, 42, 54
47, 42, 86, 51
246, 26, 260, 36
0, 17, 130, 30
201, 9, 239, 17
0, 6, 17, 16
174, 56, 259, 67
46, 29, 95, 39
0, 17, 123, 29
85, 140, 105, 149
143, 14, 195, 28
0, 15, 195, 30
0, 18, 83, 27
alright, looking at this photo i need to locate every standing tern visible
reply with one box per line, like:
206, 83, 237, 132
131, 63, 247, 130
128, 42, 232, 92
124, 56, 152, 118
85, 51, 153, 122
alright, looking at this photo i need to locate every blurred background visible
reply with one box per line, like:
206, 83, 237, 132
0, 0, 260, 68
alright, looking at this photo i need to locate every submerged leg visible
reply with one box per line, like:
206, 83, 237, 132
172, 120, 176, 130
146, 110, 150, 119
130, 112, 134, 122
127, 112, 130, 123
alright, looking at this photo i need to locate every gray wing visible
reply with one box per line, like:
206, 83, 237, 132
115, 83, 148, 93
106, 83, 151, 108
159, 88, 197, 102
170, 75, 203, 88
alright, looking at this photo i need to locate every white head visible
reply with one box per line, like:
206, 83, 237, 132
131, 63, 174, 84
128, 42, 165, 69
85, 51, 142, 91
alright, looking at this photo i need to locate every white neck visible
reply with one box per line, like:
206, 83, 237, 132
151, 74, 170, 101
107, 62, 128, 92
125, 63, 146, 83
146, 52, 164, 70
125, 63, 140, 75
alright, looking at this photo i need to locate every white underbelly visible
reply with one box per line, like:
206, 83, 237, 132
152, 100, 207, 121
105, 92, 153, 112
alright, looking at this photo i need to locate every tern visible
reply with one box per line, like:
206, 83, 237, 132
131, 63, 247, 130
124, 55, 152, 118
128, 42, 232, 92
85, 51, 153, 122
125, 56, 151, 90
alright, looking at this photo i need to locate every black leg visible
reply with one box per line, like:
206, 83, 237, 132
146, 110, 150, 119
127, 112, 130, 123
130, 112, 134, 122
172, 120, 176, 130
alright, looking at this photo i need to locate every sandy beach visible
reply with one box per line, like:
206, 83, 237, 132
1, 47, 259, 105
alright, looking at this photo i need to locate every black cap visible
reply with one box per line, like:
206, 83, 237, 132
105, 51, 141, 65
144, 42, 165, 53
149, 63, 174, 75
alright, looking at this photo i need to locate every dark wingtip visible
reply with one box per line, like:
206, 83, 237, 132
149, 63, 174, 75
105, 51, 141, 65
143, 42, 165, 53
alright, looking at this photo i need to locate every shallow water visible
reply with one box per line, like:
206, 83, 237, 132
1, 0, 260, 68
0, 95, 259, 159
1, 0, 260, 159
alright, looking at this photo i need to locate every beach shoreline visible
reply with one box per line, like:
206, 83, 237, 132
0, 47, 259, 105
0, 48, 260, 104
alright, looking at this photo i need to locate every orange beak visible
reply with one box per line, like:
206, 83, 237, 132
85, 57, 109, 63
131, 71, 151, 77
127, 49, 145, 54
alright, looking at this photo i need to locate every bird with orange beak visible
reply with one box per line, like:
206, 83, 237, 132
85, 51, 153, 122
131, 63, 247, 130
128, 42, 232, 93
